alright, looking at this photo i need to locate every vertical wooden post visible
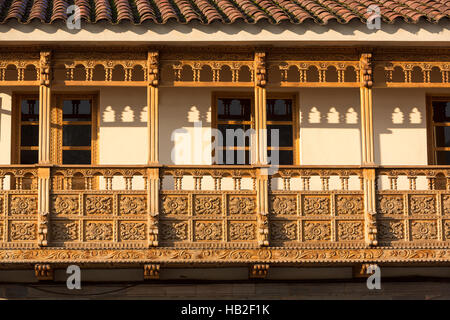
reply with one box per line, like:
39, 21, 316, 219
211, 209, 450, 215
147, 51, 160, 247
37, 50, 52, 247
360, 52, 377, 246
254, 51, 269, 246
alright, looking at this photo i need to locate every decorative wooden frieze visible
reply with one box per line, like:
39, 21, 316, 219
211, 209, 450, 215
249, 264, 269, 279
144, 264, 160, 279
34, 264, 53, 281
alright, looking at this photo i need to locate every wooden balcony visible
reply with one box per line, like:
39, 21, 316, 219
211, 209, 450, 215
0, 165, 449, 267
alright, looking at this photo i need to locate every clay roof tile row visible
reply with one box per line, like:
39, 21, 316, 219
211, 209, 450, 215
0, 0, 446, 25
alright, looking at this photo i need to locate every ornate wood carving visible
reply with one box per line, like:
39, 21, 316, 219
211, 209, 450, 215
144, 264, 160, 279
249, 264, 269, 279
34, 264, 53, 281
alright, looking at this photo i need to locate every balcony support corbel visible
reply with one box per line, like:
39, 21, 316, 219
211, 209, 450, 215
360, 52, 377, 246
37, 50, 52, 247
147, 50, 160, 247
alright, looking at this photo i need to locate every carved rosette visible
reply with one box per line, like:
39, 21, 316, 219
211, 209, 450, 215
377, 195, 404, 215
119, 195, 147, 215
270, 196, 297, 215
378, 220, 404, 242
270, 221, 297, 241
9, 222, 37, 241
51, 195, 79, 216
228, 196, 256, 215
160, 221, 188, 241
84, 222, 113, 241
119, 222, 147, 241
10, 196, 38, 215
85, 196, 113, 215
409, 195, 436, 215
194, 222, 222, 241
228, 222, 256, 241
161, 195, 188, 215
410, 221, 438, 240
51, 221, 79, 242
337, 221, 364, 241
194, 196, 221, 215
303, 196, 330, 216
336, 196, 363, 215
303, 221, 331, 241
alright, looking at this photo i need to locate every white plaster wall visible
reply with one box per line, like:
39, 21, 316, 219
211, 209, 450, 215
373, 88, 450, 165
299, 88, 361, 165
0, 90, 12, 165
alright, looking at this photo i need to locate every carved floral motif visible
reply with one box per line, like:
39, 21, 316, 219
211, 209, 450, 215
9, 196, 37, 215
377, 195, 404, 215
229, 222, 256, 241
194, 196, 221, 215
444, 221, 450, 240
85, 196, 113, 215
84, 222, 113, 241
270, 222, 297, 241
443, 195, 450, 215
409, 195, 436, 215
270, 196, 297, 215
195, 222, 222, 241
303, 196, 330, 216
160, 221, 188, 241
51, 221, 78, 241
119, 196, 146, 215
229, 196, 256, 215
9, 222, 37, 241
337, 221, 364, 241
336, 196, 363, 215
303, 221, 331, 241
120, 222, 146, 241
51, 195, 79, 216
411, 220, 438, 240
161, 196, 188, 215
378, 220, 404, 241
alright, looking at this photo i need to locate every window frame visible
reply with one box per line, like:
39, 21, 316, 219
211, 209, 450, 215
12, 92, 99, 165
211, 91, 299, 165
427, 95, 450, 165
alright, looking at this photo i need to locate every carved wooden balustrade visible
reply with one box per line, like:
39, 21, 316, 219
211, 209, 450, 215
1, 165, 450, 265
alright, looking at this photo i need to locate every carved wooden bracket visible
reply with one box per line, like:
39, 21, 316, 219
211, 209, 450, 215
360, 53, 373, 88
148, 51, 159, 86
353, 263, 379, 278
254, 51, 266, 87
35, 264, 53, 281
249, 264, 269, 279
144, 264, 160, 280
39, 51, 51, 87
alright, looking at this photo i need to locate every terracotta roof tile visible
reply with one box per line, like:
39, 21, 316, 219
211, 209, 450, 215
0, 0, 446, 25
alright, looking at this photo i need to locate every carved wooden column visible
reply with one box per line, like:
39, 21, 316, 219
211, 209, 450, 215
147, 51, 159, 247
37, 50, 52, 247
254, 51, 269, 247
360, 53, 377, 246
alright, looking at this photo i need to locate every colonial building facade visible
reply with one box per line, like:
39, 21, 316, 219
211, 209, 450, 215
0, 0, 449, 282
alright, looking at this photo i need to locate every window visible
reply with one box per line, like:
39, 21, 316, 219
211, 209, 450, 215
213, 93, 298, 165
13, 94, 98, 165
13, 95, 40, 164
428, 96, 450, 165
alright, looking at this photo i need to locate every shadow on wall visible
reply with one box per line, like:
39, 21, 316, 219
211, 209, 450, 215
0, 97, 10, 142
100, 104, 147, 127
300, 106, 360, 128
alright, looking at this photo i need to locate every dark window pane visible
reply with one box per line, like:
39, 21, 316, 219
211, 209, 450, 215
219, 149, 250, 165
63, 100, 91, 121
218, 124, 251, 148
63, 150, 91, 164
63, 125, 91, 146
267, 125, 293, 147
20, 125, 39, 146
268, 150, 293, 165
267, 99, 292, 121
433, 101, 450, 122
217, 98, 251, 121
435, 126, 450, 147
21, 99, 39, 122
20, 150, 38, 164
